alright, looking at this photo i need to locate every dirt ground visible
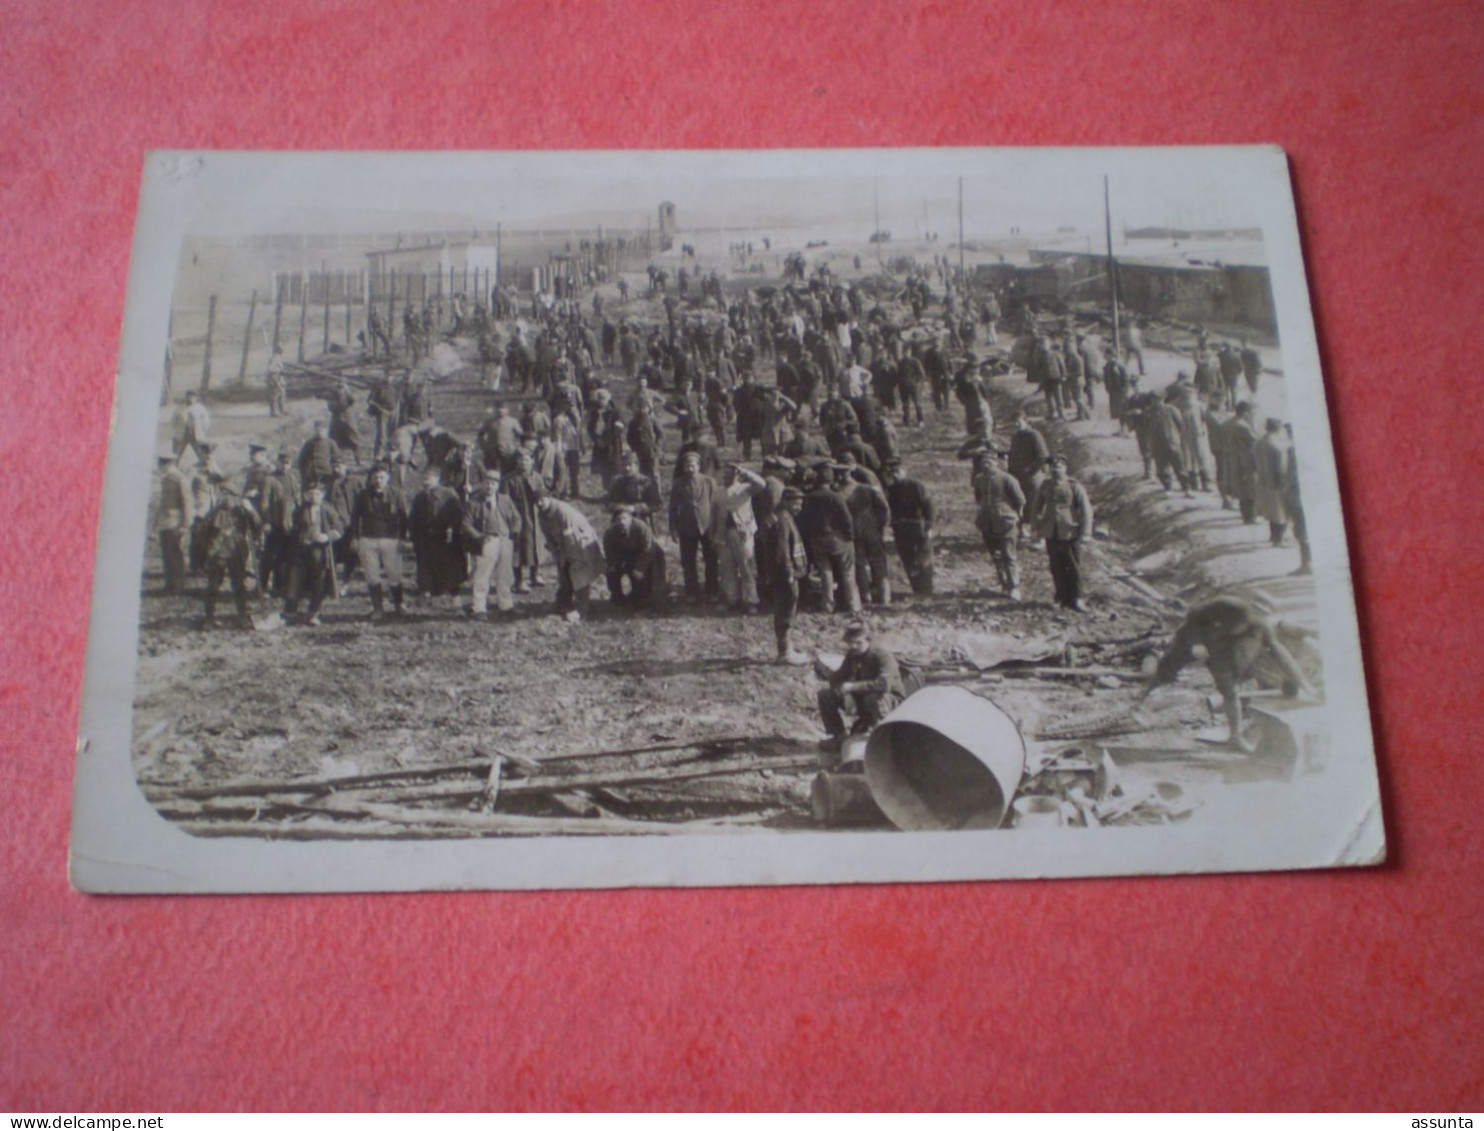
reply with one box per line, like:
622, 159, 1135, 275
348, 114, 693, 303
134, 240, 1319, 838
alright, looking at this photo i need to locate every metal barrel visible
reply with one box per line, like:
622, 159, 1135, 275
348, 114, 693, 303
810, 772, 889, 827
863, 686, 1026, 831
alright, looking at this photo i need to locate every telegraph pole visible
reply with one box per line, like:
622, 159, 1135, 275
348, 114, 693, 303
957, 177, 966, 287
1104, 175, 1121, 360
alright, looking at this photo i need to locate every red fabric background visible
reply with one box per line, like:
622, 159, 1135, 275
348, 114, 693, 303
2, 0, 1481, 1112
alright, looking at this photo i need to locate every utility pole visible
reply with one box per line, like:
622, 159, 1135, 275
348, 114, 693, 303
957, 177, 966, 287
1104, 174, 1121, 361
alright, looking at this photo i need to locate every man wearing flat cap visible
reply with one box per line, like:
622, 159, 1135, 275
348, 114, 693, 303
461, 470, 520, 618
768, 486, 810, 664
603, 504, 667, 610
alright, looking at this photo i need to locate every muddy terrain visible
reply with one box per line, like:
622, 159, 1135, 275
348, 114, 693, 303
134, 246, 1317, 838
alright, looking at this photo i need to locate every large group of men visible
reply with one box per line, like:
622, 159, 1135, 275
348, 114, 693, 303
156, 252, 1310, 747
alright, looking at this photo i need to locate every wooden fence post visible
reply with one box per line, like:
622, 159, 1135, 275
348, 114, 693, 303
237, 288, 258, 384
271, 275, 284, 353
297, 276, 308, 363
200, 294, 217, 391
322, 272, 331, 354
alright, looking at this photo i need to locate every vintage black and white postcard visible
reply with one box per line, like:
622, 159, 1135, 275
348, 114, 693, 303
70, 147, 1384, 892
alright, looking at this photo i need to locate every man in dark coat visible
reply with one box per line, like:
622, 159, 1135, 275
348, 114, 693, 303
502, 450, 545, 592
881, 459, 936, 596
297, 420, 339, 491
324, 452, 363, 586
199, 491, 260, 628
1032, 334, 1066, 420
603, 504, 667, 609
840, 465, 891, 607
668, 450, 718, 602
799, 470, 859, 615
768, 487, 810, 664
368, 375, 401, 460
1103, 355, 1132, 434
813, 622, 906, 749
1223, 402, 1261, 524
1007, 413, 1049, 509
258, 448, 301, 597
326, 379, 362, 462
350, 463, 409, 619
1240, 340, 1264, 397
284, 482, 346, 626
627, 400, 665, 479
607, 451, 664, 521
896, 349, 926, 426
408, 466, 467, 608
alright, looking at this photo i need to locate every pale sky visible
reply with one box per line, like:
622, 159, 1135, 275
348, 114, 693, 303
178, 148, 1283, 241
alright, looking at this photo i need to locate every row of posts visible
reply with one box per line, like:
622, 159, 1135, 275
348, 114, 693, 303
192, 264, 501, 392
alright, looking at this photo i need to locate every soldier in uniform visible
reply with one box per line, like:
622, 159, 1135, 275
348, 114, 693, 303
199, 488, 261, 629
154, 453, 194, 596
973, 449, 1027, 600
1027, 454, 1093, 612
